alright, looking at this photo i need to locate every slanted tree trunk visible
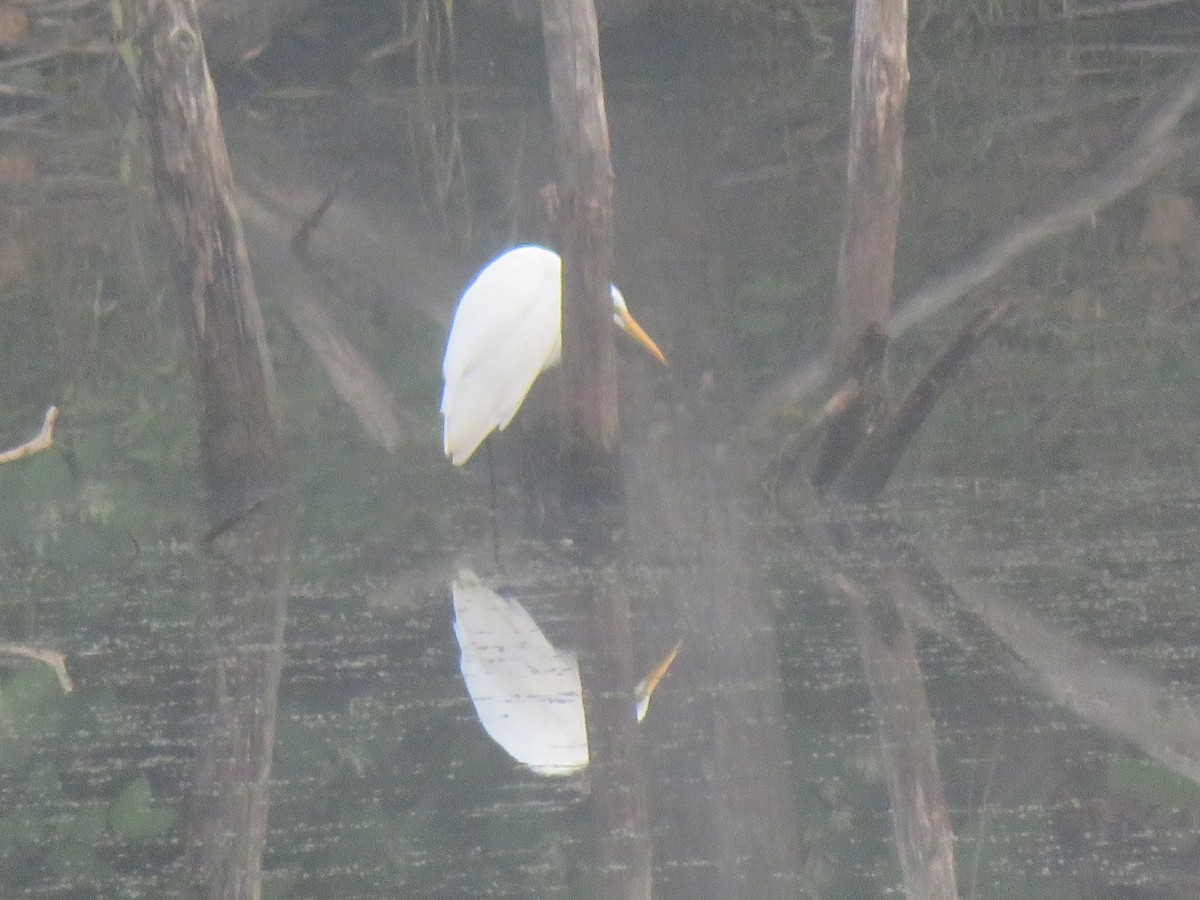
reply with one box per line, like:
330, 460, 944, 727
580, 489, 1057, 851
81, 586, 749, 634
118, 2, 293, 897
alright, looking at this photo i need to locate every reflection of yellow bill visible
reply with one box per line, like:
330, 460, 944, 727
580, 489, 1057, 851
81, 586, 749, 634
636, 641, 682, 718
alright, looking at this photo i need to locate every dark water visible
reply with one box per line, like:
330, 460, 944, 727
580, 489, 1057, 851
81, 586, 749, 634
2, 7, 1200, 898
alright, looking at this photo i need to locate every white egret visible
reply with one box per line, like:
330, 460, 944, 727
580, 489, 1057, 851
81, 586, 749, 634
441, 245, 667, 465
451, 568, 679, 777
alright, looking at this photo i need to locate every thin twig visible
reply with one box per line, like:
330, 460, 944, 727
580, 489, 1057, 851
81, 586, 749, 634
289, 169, 355, 254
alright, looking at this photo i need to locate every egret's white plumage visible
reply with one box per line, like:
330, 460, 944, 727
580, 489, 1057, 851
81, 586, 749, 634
451, 569, 678, 777
440, 245, 666, 465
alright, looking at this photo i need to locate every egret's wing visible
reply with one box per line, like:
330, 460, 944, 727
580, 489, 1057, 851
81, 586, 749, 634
441, 246, 563, 464
452, 570, 588, 776
442, 246, 562, 378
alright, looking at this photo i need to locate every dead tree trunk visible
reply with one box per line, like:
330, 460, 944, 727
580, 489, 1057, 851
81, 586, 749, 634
825, 0, 959, 897
539, 2, 651, 900
118, 1, 293, 897
541, 0, 620, 487
831, 0, 910, 366
119, 0, 284, 520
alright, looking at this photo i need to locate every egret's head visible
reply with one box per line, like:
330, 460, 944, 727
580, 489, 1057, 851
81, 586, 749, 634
609, 286, 667, 366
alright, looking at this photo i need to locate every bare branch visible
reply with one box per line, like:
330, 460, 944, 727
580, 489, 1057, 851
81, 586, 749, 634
0, 642, 73, 693
890, 56, 1200, 337
0, 405, 58, 463
752, 58, 1200, 427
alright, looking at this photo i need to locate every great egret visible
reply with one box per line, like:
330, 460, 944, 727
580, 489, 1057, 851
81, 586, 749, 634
451, 568, 679, 777
441, 245, 667, 465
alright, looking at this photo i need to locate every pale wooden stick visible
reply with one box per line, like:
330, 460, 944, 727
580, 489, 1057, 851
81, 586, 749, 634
0, 407, 69, 693
0, 642, 73, 693
0, 405, 58, 463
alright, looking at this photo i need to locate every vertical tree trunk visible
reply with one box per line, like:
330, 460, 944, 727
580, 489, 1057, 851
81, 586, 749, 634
540, 2, 651, 899
831, 0, 910, 366
828, 1, 959, 896
118, 2, 292, 898
541, 0, 620, 476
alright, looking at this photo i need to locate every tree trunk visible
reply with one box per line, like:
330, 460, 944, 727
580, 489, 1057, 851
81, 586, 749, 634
540, 2, 651, 898
118, 2, 293, 897
826, 1, 959, 896
830, 0, 909, 367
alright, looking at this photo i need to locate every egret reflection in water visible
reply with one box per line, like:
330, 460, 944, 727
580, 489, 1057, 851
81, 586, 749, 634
451, 569, 678, 776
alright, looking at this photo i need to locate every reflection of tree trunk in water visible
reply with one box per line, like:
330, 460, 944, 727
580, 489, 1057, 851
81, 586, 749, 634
796, 502, 960, 899
627, 440, 806, 900
119, 1, 293, 897
906, 539, 1200, 788
188, 522, 290, 900
617, 105, 805, 893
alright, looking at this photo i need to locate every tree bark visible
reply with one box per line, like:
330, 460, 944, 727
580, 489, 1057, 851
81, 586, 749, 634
826, 1, 959, 897
541, 0, 620, 475
540, 2, 651, 899
119, 0, 284, 521
830, 0, 910, 366
118, 2, 293, 898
